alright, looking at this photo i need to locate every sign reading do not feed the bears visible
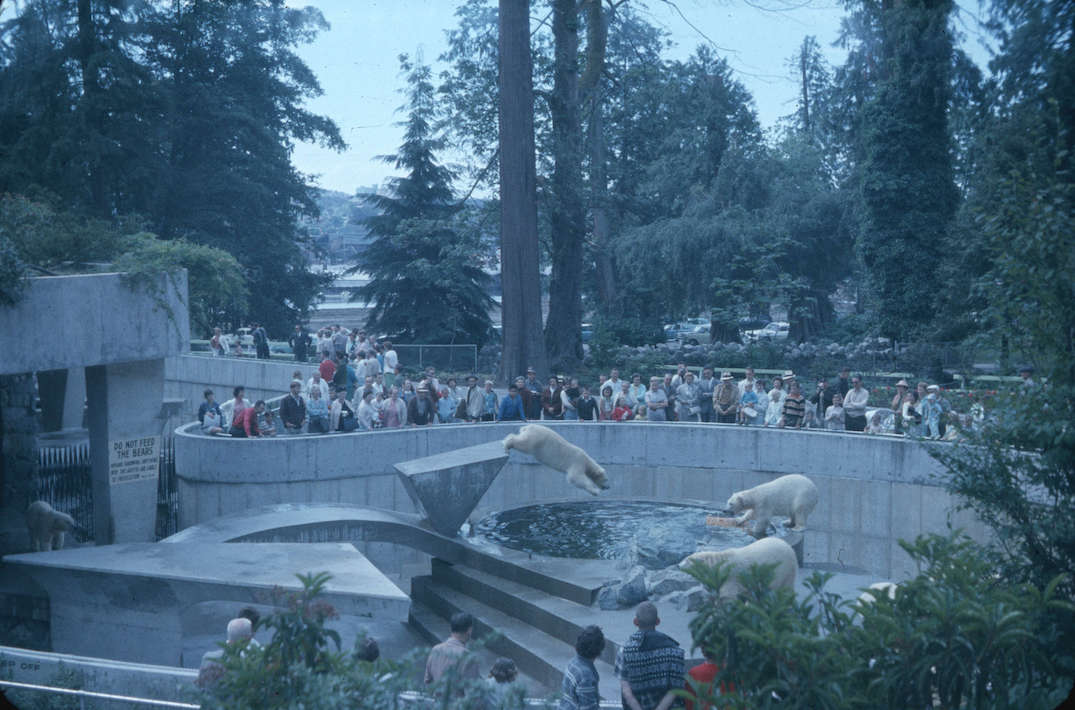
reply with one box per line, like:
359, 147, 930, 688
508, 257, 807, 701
109, 436, 160, 486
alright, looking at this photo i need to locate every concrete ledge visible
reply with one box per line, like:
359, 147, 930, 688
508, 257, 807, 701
4, 542, 408, 666
0, 645, 196, 703
0, 272, 188, 375
163, 503, 618, 606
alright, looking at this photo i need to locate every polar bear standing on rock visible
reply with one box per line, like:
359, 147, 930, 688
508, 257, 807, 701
503, 424, 610, 496
727, 474, 818, 538
26, 500, 77, 552
679, 537, 797, 599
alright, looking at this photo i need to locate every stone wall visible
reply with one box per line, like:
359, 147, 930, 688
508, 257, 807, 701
0, 373, 37, 514
174, 422, 988, 581
165, 354, 319, 422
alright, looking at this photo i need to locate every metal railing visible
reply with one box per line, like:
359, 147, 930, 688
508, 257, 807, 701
0, 680, 622, 709
0, 679, 199, 708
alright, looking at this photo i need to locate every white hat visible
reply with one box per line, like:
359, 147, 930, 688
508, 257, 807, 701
927, 384, 940, 392
720, 372, 733, 380
782, 370, 795, 380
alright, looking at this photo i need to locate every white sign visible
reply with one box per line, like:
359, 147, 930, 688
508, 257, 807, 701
109, 436, 160, 486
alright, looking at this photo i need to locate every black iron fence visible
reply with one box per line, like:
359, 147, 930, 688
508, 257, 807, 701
156, 437, 179, 540
33, 436, 179, 544
34, 443, 93, 542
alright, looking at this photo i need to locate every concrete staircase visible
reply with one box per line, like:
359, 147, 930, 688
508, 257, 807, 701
409, 558, 622, 700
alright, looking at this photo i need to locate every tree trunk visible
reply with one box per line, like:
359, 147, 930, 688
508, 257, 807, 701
544, 0, 585, 370
77, 0, 106, 216
584, 0, 616, 311
498, 0, 547, 381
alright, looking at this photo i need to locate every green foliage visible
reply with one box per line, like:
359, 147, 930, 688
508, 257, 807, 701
114, 235, 249, 338
354, 56, 493, 347
932, 386, 1075, 623
200, 571, 533, 710
0, 192, 131, 268
0, 0, 343, 334
0, 230, 27, 306
856, 0, 959, 342
683, 533, 1073, 709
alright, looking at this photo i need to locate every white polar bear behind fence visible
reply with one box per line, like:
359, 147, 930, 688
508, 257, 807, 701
679, 537, 798, 599
502, 424, 610, 496
726, 473, 819, 538
26, 500, 77, 552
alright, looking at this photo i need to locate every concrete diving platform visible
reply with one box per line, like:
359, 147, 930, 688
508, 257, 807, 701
4, 542, 409, 667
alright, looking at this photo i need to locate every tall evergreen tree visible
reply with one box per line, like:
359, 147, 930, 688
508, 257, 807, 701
354, 56, 493, 347
855, 0, 959, 342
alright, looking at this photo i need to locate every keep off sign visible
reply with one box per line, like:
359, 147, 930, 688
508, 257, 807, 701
109, 436, 160, 486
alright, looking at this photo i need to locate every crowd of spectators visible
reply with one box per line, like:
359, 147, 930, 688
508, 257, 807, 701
197, 322, 978, 440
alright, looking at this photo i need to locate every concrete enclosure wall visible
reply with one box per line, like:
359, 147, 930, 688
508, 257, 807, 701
175, 422, 987, 581
0, 272, 189, 376
165, 354, 319, 421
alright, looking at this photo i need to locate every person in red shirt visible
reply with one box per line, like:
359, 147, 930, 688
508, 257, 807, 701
683, 653, 733, 710
229, 400, 265, 438
611, 400, 634, 421
319, 355, 336, 383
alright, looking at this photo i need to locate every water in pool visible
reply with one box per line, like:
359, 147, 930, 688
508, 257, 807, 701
473, 500, 764, 568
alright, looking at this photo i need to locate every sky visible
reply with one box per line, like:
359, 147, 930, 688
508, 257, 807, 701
289, 0, 994, 195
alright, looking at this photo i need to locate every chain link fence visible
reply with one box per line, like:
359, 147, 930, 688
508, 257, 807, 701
392, 344, 478, 375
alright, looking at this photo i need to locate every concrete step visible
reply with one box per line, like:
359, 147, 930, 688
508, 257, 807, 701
430, 558, 620, 667
411, 575, 620, 701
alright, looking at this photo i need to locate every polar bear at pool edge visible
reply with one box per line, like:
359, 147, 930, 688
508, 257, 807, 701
502, 424, 610, 496
679, 537, 797, 599
727, 473, 818, 538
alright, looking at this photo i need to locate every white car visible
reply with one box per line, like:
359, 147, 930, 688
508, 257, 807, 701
678, 324, 711, 346
743, 321, 790, 343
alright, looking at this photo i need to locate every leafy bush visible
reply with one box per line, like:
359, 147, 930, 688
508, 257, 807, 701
0, 230, 27, 306
199, 572, 536, 710
682, 533, 1073, 709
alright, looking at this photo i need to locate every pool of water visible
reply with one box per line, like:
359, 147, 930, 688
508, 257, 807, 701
473, 500, 763, 568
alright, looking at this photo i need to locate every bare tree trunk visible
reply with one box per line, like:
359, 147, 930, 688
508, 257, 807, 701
584, 0, 616, 311
77, 0, 106, 216
544, 0, 585, 370
498, 0, 547, 381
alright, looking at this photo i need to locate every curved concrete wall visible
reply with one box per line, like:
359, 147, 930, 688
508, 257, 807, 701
175, 422, 988, 581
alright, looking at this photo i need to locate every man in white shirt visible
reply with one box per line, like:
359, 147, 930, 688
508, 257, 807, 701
607, 368, 622, 393
363, 351, 381, 378
383, 341, 399, 372
739, 366, 758, 397
305, 372, 330, 402
843, 375, 870, 432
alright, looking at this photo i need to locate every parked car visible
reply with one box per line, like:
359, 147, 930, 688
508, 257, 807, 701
742, 321, 790, 343
664, 318, 708, 341
679, 324, 711, 346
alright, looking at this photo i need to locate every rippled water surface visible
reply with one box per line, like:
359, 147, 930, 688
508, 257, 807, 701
474, 500, 758, 562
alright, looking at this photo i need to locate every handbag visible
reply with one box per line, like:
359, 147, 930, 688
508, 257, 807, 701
742, 406, 758, 418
